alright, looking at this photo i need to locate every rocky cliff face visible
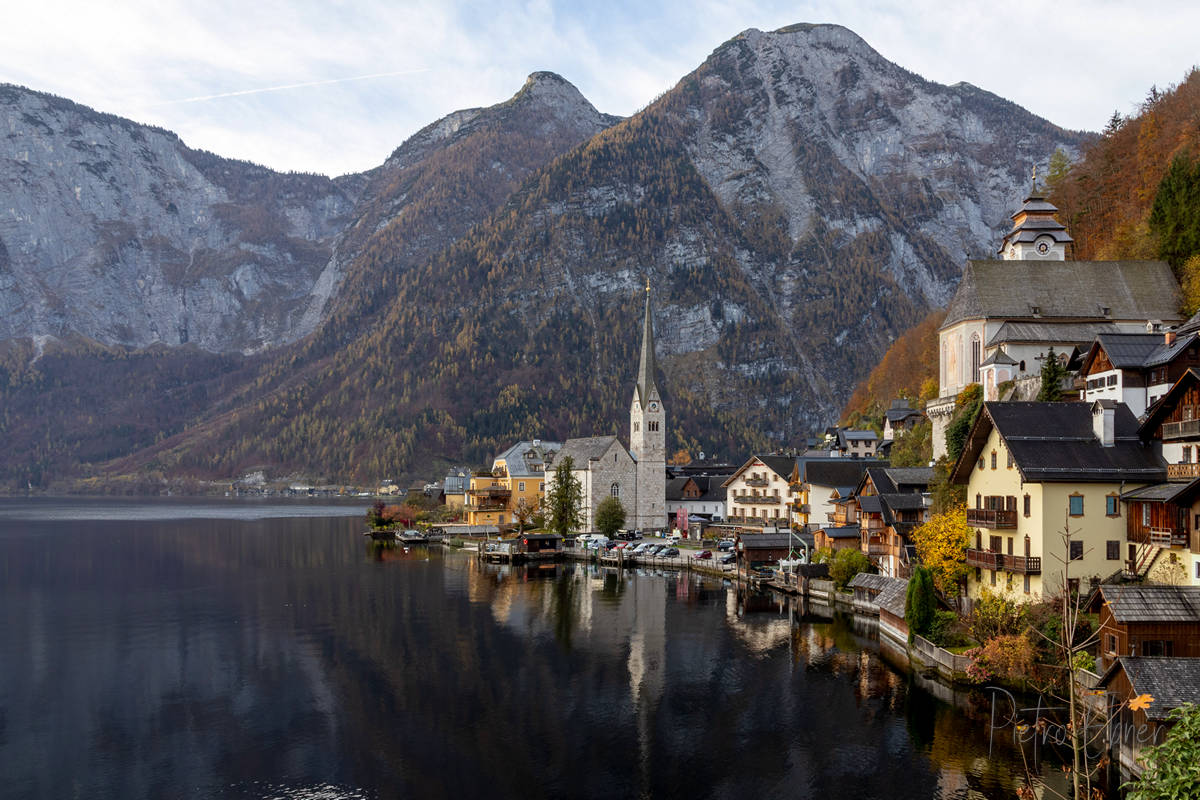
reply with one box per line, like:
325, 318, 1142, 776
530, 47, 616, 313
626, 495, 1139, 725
0, 86, 363, 352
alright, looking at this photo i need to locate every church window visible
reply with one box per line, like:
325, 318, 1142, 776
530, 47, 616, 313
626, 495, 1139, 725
634, 422, 639, 432
971, 334, 981, 383
611, 483, 620, 498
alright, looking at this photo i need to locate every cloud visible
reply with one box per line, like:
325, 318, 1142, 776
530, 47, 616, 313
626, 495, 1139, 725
2, 0, 1198, 175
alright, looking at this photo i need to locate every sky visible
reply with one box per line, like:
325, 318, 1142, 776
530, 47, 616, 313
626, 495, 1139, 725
3, 0, 1197, 177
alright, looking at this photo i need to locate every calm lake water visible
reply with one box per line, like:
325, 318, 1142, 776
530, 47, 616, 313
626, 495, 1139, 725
0, 498, 1088, 799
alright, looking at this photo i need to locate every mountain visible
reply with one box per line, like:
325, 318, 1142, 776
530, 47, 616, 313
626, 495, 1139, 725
0, 84, 360, 353
89, 24, 1089, 486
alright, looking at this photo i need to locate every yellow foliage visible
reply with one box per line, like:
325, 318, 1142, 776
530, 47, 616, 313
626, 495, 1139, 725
912, 504, 971, 596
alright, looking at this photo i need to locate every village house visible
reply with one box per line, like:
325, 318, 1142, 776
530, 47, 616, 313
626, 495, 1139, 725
952, 401, 1166, 602
790, 458, 876, 531
882, 398, 924, 443
1078, 326, 1200, 416
722, 455, 796, 528
665, 475, 727, 522
464, 439, 562, 527
813, 488, 864, 553
927, 188, 1181, 457
1089, 584, 1200, 672
855, 467, 933, 578
441, 467, 470, 513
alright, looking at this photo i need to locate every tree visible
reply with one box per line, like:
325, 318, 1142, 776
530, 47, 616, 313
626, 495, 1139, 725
594, 496, 626, 537
828, 547, 871, 589
512, 497, 536, 533
1177, 253, 1200, 316
911, 505, 970, 599
945, 384, 981, 463
905, 566, 936, 641
1149, 153, 1200, 270
1036, 346, 1069, 402
669, 449, 692, 466
546, 456, 582, 536
889, 419, 931, 467
1124, 703, 1200, 800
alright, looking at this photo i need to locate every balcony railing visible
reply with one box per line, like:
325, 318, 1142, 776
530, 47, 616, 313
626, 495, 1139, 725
866, 542, 891, 556
966, 508, 1018, 529
472, 486, 511, 497
1162, 419, 1200, 440
733, 495, 781, 504
1168, 463, 1200, 479
743, 477, 769, 487
965, 548, 1041, 574
465, 501, 507, 512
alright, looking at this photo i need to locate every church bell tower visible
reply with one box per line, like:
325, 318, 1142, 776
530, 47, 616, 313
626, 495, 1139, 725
630, 281, 666, 530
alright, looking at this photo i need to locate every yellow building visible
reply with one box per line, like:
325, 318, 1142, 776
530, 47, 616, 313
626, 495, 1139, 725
952, 400, 1165, 601
464, 440, 561, 528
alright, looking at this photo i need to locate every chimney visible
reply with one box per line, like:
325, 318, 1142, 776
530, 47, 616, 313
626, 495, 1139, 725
1092, 402, 1115, 447
1165, 330, 1177, 346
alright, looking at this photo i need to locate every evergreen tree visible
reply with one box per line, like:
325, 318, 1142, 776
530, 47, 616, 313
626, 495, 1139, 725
546, 456, 582, 536
905, 567, 937, 642
1149, 154, 1200, 270
1037, 346, 1068, 401
594, 496, 626, 537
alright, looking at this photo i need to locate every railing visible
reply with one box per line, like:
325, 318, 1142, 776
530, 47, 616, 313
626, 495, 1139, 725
866, 542, 891, 556
464, 501, 507, 512
966, 508, 1017, 529
472, 487, 511, 497
733, 495, 781, 504
743, 477, 769, 487
965, 548, 1040, 573
1162, 419, 1200, 440
1167, 463, 1200, 479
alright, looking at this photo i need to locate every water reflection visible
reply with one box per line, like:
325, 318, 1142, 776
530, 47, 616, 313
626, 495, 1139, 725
0, 503, 1100, 799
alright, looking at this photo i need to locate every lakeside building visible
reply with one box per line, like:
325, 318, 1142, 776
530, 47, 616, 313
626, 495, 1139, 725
790, 458, 876, 531
665, 475, 727, 522
1097, 657, 1200, 776
722, 455, 796, 526
952, 401, 1165, 602
927, 189, 1181, 458
854, 467, 932, 578
464, 440, 562, 527
1089, 585, 1200, 672
544, 284, 667, 531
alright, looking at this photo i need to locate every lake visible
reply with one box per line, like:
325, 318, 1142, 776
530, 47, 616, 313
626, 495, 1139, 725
0, 498, 1088, 798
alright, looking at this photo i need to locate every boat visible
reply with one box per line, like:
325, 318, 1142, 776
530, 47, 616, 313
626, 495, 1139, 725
398, 529, 429, 544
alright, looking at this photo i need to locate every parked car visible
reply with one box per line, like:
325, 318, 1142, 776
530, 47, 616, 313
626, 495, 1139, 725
695, 550, 713, 560
717, 539, 736, 551
645, 544, 665, 556
719, 553, 736, 565
660, 547, 680, 558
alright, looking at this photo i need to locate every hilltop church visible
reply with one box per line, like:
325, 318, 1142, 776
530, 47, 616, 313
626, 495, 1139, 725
545, 284, 668, 532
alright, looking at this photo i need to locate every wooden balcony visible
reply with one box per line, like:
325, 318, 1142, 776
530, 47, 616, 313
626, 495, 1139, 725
465, 500, 507, 512
1162, 419, 1200, 440
966, 508, 1017, 529
866, 541, 891, 556
1167, 463, 1200, 479
743, 477, 769, 487
733, 495, 780, 504
966, 548, 1041, 574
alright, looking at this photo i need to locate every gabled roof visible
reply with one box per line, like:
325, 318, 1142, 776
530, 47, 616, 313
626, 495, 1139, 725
848, 573, 893, 593
740, 533, 798, 549
858, 495, 883, 514
1098, 658, 1200, 721
1081, 333, 1167, 374
818, 525, 862, 539
1139, 368, 1200, 440
556, 435, 626, 467
1095, 585, 1200, 623
953, 402, 1165, 484
802, 459, 876, 489
1143, 332, 1200, 368
874, 577, 910, 618
494, 440, 563, 477
942, 259, 1181, 329
885, 399, 922, 423
666, 476, 727, 503
723, 454, 796, 486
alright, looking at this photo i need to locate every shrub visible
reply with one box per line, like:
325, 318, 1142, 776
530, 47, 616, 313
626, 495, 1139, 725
969, 587, 1027, 642
1124, 703, 1200, 800
964, 633, 1036, 684
829, 547, 871, 589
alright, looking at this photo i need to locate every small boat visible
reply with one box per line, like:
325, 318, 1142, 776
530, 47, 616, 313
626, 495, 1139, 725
398, 529, 428, 544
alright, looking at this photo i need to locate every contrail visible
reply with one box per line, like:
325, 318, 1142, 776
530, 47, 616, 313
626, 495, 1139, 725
156, 68, 429, 105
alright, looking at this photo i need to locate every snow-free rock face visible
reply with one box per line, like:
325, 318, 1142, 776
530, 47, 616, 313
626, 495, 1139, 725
0, 85, 359, 352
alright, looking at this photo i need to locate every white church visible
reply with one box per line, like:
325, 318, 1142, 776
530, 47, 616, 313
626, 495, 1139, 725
544, 284, 668, 531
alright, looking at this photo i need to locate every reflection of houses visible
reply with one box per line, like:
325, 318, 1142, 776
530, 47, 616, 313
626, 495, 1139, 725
723, 455, 796, 526
856, 467, 933, 578
927, 188, 1181, 457
1097, 657, 1200, 776
1091, 585, 1200, 672
953, 401, 1165, 601
465, 439, 561, 527
666, 475, 728, 522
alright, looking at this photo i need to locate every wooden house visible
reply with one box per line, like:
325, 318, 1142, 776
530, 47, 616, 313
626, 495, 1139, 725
1090, 584, 1200, 671
1097, 657, 1200, 775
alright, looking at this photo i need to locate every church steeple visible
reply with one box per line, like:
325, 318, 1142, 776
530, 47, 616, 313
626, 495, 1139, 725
635, 279, 659, 408
998, 167, 1073, 261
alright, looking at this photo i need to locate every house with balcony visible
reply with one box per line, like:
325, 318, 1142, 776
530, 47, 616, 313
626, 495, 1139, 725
790, 458, 876, 531
1079, 328, 1200, 416
855, 467, 933, 577
952, 400, 1165, 601
1089, 584, 1200, 672
814, 489, 865, 553
722, 455, 796, 527
464, 439, 562, 527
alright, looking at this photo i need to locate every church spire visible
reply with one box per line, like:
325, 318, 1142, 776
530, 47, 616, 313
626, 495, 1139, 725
636, 280, 658, 407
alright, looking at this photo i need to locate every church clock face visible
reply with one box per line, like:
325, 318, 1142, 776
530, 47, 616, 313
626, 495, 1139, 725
1036, 240, 1051, 255
649, 402, 658, 411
